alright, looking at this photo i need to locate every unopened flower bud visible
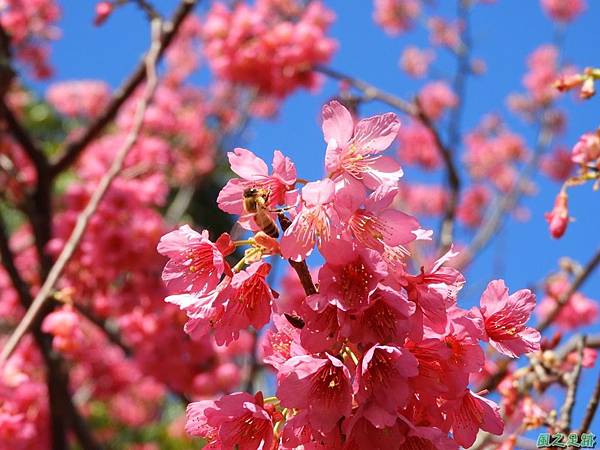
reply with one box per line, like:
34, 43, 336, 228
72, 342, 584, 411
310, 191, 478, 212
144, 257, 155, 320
545, 191, 569, 239
94, 1, 113, 26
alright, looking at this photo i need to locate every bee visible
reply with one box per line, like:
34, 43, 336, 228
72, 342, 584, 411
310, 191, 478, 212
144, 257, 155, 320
242, 187, 280, 238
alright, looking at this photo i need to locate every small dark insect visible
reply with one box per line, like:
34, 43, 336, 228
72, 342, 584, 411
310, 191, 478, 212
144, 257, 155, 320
284, 313, 305, 329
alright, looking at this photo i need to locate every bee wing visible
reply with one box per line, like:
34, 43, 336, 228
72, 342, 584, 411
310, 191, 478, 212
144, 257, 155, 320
230, 213, 260, 239
229, 222, 246, 241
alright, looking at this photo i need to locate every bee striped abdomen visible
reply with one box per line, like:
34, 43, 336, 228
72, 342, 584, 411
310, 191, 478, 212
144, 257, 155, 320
259, 217, 279, 238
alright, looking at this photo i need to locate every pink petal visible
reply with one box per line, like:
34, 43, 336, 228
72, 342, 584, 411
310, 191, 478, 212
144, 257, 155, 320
352, 112, 400, 154
271, 150, 297, 185
228, 147, 269, 181
322, 100, 353, 147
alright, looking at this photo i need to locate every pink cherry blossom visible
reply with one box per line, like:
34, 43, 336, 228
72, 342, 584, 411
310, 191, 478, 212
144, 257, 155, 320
571, 131, 600, 168
400, 46, 435, 78
541, 0, 586, 22
397, 120, 442, 170
322, 100, 403, 189
537, 274, 599, 330
167, 262, 274, 345
308, 243, 387, 313
540, 146, 575, 181
457, 185, 491, 228
277, 354, 352, 433
353, 345, 418, 427
373, 0, 421, 35
186, 392, 274, 449
280, 179, 337, 261
202, 1, 336, 97
476, 279, 541, 358
447, 390, 503, 448
157, 225, 231, 294
418, 81, 458, 120
46, 80, 110, 118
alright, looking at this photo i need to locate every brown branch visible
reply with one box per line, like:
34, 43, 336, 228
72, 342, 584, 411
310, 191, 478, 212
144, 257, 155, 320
557, 334, 600, 360
578, 370, 600, 434
0, 100, 50, 174
414, 103, 461, 252
537, 247, 600, 333
315, 65, 416, 115
315, 66, 461, 251
437, 0, 473, 252
50, 0, 198, 176
1, 214, 102, 450
1, 17, 165, 364
277, 214, 317, 296
0, 215, 33, 306
559, 335, 586, 433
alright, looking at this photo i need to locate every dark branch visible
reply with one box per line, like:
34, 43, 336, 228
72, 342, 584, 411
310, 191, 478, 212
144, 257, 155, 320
578, 369, 600, 434
559, 335, 586, 433
0, 100, 50, 174
277, 214, 317, 296
50, 0, 198, 175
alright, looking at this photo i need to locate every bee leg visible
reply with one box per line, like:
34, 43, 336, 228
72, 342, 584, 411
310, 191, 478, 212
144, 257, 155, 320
268, 206, 294, 213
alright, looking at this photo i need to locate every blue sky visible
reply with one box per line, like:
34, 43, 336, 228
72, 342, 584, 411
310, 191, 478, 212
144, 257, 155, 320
38, 0, 600, 439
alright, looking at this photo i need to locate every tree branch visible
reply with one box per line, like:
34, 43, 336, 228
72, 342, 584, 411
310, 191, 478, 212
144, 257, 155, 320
1, 16, 165, 364
577, 369, 600, 435
559, 335, 586, 433
50, 0, 198, 176
1, 214, 102, 450
277, 214, 317, 296
438, 0, 473, 251
0, 100, 50, 175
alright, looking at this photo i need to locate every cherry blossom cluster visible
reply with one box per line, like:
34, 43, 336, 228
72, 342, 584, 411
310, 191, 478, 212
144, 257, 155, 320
0, 0, 60, 78
373, 0, 421, 35
201, 0, 337, 98
540, 0, 586, 23
159, 101, 542, 449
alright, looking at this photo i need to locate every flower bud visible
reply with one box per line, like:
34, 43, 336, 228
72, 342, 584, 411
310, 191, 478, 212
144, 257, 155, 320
545, 191, 569, 239
94, 2, 113, 26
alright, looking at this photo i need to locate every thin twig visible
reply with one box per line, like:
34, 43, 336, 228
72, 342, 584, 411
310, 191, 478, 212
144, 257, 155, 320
559, 335, 586, 433
577, 369, 600, 434
50, 0, 198, 176
315, 65, 416, 115
0, 215, 33, 306
1, 17, 164, 364
166, 185, 195, 225
277, 214, 317, 296
1, 213, 102, 450
0, 100, 50, 174
437, 0, 472, 252
556, 334, 600, 360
